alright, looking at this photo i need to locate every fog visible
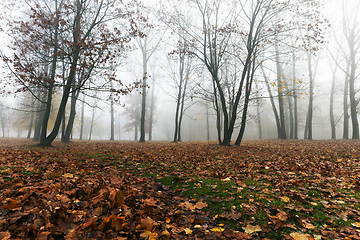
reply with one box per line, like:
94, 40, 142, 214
0, 0, 359, 144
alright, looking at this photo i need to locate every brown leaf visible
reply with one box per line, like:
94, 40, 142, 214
0, 231, 11, 240
299, 219, 316, 230
219, 209, 242, 220
195, 201, 208, 209
276, 209, 288, 221
37, 231, 51, 240
141, 217, 153, 231
143, 197, 157, 206
1, 199, 20, 210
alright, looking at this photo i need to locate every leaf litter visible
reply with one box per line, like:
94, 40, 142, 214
0, 139, 359, 239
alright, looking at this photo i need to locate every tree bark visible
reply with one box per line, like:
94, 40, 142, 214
27, 112, 34, 139
343, 62, 350, 139
330, 64, 337, 139
304, 52, 314, 140
261, 65, 281, 139
79, 94, 85, 140
62, 87, 80, 142
139, 49, 147, 142
149, 78, 155, 141
348, 30, 359, 139
275, 47, 287, 139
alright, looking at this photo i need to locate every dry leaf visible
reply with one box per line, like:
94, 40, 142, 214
195, 201, 208, 209
351, 222, 360, 228
0, 231, 11, 240
290, 232, 314, 240
184, 228, 192, 234
63, 173, 73, 178
141, 218, 153, 231
280, 196, 290, 202
211, 227, 225, 232
242, 224, 262, 234
300, 219, 316, 229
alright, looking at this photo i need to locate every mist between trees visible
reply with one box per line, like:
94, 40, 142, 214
0, 0, 358, 146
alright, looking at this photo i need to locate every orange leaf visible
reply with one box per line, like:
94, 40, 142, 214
195, 201, 208, 209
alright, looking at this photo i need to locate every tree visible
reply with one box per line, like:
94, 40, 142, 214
164, 0, 327, 145
167, 34, 195, 142
342, 0, 360, 139
135, 7, 164, 143
1, 0, 141, 146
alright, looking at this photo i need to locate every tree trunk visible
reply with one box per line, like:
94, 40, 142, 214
139, 50, 147, 142
235, 61, 255, 145
292, 59, 298, 139
276, 51, 287, 139
286, 86, 294, 139
348, 32, 359, 139
261, 64, 281, 138
173, 58, 184, 142
27, 112, 34, 139
149, 79, 155, 141
255, 80, 262, 139
110, 96, 115, 140
206, 103, 210, 140
33, 95, 46, 141
62, 87, 80, 142
212, 81, 222, 144
343, 62, 350, 139
39, 1, 80, 146
330, 64, 337, 139
304, 52, 314, 140
89, 104, 96, 141
79, 94, 85, 140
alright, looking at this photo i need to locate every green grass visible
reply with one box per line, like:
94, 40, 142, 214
154, 173, 360, 238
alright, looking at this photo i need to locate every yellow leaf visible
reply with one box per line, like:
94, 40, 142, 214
351, 222, 360, 228
221, 177, 231, 182
161, 230, 170, 236
211, 227, 225, 232
280, 196, 290, 202
242, 225, 262, 234
184, 228, 192, 234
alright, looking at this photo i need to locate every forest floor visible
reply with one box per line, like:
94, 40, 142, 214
0, 138, 360, 239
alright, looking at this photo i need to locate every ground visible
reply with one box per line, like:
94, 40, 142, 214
0, 138, 360, 239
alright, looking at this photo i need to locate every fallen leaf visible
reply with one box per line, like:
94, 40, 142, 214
300, 219, 316, 230
184, 228, 192, 234
160, 229, 170, 236
63, 173, 74, 178
280, 196, 290, 202
0, 231, 11, 240
211, 227, 225, 232
195, 201, 208, 209
290, 232, 314, 240
277, 210, 288, 221
351, 222, 360, 228
242, 224, 262, 234
141, 218, 153, 231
